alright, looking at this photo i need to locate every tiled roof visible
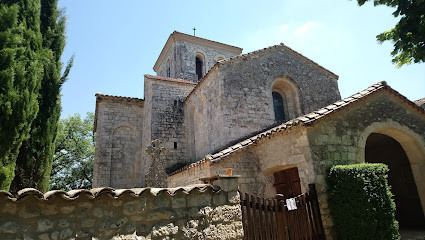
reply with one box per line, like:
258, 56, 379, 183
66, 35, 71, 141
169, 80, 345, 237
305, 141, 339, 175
95, 93, 144, 103
185, 43, 339, 102
173, 81, 425, 175
144, 74, 197, 85
0, 184, 217, 201
172, 31, 242, 52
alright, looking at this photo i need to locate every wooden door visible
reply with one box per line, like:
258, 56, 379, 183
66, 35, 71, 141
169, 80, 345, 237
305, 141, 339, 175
274, 167, 302, 198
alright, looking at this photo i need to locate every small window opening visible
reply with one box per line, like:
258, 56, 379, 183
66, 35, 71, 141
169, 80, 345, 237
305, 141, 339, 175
174, 142, 178, 149
196, 57, 203, 80
174, 100, 178, 107
166, 60, 171, 77
273, 92, 286, 121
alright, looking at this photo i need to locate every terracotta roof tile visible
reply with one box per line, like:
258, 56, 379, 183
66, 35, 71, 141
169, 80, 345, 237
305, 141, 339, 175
144, 74, 197, 85
172, 81, 425, 175
0, 185, 218, 201
95, 93, 144, 102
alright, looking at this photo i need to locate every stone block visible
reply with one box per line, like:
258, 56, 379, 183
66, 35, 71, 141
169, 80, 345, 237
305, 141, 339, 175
123, 199, 147, 215
187, 194, 211, 207
171, 197, 186, 208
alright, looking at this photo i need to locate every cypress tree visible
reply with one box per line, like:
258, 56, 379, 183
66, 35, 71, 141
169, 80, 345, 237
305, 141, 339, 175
10, 0, 73, 192
0, 0, 45, 190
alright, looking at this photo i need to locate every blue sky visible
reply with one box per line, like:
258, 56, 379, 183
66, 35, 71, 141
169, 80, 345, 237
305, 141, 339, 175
58, 0, 425, 119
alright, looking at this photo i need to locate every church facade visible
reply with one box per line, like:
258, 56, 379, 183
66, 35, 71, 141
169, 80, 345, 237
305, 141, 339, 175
93, 31, 425, 235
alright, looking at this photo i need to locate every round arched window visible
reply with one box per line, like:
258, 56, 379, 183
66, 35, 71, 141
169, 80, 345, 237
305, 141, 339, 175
272, 91, 286, 121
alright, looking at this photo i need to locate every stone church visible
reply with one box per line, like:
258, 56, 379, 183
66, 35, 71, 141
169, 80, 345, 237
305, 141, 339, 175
93, 31, 425, 233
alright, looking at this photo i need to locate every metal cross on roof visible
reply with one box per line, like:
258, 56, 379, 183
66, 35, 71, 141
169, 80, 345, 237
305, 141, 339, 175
193, 27, 196, 36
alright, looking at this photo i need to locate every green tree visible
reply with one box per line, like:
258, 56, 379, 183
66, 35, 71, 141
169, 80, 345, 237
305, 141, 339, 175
357, 0, 425, 66
50, 113, 95, 191
10, 0, 73, 193
0, 0, 45, 190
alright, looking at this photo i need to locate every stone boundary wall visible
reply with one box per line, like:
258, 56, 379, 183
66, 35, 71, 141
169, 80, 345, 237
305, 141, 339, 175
0, 177, 243, 240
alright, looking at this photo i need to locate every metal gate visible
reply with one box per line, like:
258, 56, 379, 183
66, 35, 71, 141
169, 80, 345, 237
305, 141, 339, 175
240, 184, 325, 240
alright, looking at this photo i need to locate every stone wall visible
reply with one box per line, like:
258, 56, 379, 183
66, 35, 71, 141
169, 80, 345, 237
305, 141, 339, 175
306, 91, 425, 238
169, 127, 315, 199
145, 77, 196, 175
184, 45, 340, 162
0, 177, 243, 240
156, 39, 240, 83
185, 70, 224, 161
218, 46, 340, 150
93, 96, 144, 188
174, 41, 239, 82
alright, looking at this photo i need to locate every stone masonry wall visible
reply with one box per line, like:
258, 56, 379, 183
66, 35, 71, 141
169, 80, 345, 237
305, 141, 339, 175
306, 91, 425, 238
185, 70, 224, 161
93, 98, 144, 188
217, 46, 340, 153
156, 40, 239, 83
174, 41, 239, 82
0, 178, 243, 240
168, 127, 315, 199
146, 78, 195, 175
184, 45, 340, 162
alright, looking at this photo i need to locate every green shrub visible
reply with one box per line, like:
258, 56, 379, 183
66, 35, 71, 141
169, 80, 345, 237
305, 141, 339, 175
327, 163, 400, 240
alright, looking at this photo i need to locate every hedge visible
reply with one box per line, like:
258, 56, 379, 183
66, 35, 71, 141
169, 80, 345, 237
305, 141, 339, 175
327, 163, 400, 240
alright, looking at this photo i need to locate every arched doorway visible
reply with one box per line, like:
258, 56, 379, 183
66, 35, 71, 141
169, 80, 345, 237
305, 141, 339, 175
365, 133, 425, 228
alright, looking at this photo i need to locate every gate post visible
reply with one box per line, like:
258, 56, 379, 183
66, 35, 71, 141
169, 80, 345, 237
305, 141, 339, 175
308, 183, 326, 240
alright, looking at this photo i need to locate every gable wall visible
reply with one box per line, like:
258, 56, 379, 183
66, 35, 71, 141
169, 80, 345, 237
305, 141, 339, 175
305, 92, 425, 237
216, 47, 340, 153
93, 100, 144, 188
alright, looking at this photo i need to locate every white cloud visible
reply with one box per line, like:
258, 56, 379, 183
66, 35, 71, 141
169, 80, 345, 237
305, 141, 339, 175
278, 24, 290, 31
294, 21, 319, 36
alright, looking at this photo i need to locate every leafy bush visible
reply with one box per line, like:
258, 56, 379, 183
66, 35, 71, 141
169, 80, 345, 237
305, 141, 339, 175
327, 164, 400, 240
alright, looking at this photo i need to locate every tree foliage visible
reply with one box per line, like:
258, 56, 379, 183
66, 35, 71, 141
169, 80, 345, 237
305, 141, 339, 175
0, 0, 45, 190
50, 113, 95, 191
10, 0, 73, 193
357, 0, 425, 66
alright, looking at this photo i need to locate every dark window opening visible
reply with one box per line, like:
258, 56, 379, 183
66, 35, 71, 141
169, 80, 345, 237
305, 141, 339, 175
273, 92, 286, 121
174, 142, 177, 149
196, 57, 203, 80
167, 67, 171, 77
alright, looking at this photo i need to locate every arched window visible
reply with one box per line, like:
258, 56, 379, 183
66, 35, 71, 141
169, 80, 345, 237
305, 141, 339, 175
196, 56, 203, 80
271, 76, 302, 121
273, 92, 286, 121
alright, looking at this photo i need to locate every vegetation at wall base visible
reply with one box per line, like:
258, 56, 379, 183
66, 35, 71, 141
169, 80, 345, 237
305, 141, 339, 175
327, 163, 400, 240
